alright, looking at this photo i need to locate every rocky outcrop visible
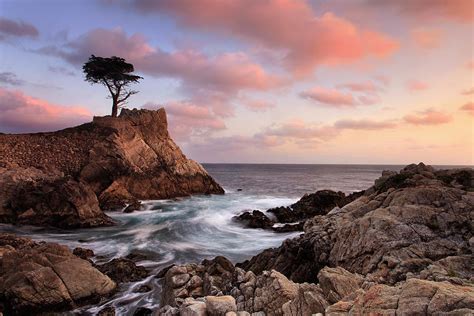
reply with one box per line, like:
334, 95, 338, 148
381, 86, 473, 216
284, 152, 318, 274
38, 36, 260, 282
0, 108, 223, 228
96, 258, 149, 283
238, 163, 474, 285
234, 189, 362, 232
0, 233, 116, 315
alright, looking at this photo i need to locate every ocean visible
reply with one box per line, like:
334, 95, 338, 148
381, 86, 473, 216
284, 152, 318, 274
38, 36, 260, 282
0, 164, 443, 314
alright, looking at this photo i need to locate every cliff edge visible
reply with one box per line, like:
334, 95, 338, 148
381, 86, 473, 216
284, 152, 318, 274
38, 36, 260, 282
0, 108, 224, 228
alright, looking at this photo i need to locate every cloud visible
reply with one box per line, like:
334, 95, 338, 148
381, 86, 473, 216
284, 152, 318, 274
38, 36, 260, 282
37, 28, 283, 95
461, 87, 474, 95
411, 28, 443, 49
143, 99, 226, 141
300, 86, 356, 107
337, 81, 380, 93
0, 87, 91, 133
367, 0, 473, 23
334, 119, 397, 130
0, 72, 24, 86
128, 0, 398, 76
460, 102, 474, 116
373, 75, 390, 86
467, 61, 474, 69
0, 17, 38, 38
242, 99, 276, 112
406, 80, 429, 92
403, 109, 452, 125
48, 66, 76, 76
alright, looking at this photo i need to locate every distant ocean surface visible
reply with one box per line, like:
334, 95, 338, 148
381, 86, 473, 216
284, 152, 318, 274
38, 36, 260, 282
0, 163, 466, 314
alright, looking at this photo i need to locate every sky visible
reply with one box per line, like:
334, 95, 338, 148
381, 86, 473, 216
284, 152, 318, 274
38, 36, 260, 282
0, 0, 473, 165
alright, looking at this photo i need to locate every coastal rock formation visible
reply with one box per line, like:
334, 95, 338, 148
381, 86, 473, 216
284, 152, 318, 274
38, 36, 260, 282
234, 189, 363, 232
239, 163, 474, 285
0, 233, 116, 315
0, 108, 223, 228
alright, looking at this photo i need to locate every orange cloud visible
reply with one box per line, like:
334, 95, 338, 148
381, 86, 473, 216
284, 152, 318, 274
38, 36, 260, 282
403, 109, 452, 125
406, 80, 429, 92
130, 0, 399, 76
460, 102, 474, 116
411, 28, 443, 49
300, 87, 356, 107
0, 87, 91, 133
461, 87, 474, 95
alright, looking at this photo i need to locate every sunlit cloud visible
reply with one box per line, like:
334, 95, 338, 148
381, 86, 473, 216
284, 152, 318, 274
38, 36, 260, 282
403, 108, 452, 125
0, 87, 91, 133
300, 86, 356, 107
460, 102, 474, 116
411, 28, 443, 49
406, 80, 429, 92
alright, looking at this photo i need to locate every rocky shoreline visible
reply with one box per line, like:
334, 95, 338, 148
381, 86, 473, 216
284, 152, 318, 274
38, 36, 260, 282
0, 108, 223, 229
0, 163, 472, 315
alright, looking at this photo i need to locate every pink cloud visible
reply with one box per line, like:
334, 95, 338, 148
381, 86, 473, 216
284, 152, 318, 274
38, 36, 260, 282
300, 86, 356, 107
411, 28, 443, 49
358, 94, 381, 105
467, 61, 474, 69
461, 87, 474, 95
373, 75, 390, 86
262, 119, 339, 142
337, 81, 380, 93
38, 28, 283, 95
406, 80, 429, 92
242, 99, 276, 112
0, 17, 38, 38
460, 102, 474, 116
0, 87, 91, 133
368, 0, 473, 23
334, 119, 397, 130
403, 109, 452, 125
130, 0, 398, 76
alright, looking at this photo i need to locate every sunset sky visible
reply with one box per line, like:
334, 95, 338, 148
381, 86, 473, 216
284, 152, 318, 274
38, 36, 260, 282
0, 0, 473, 165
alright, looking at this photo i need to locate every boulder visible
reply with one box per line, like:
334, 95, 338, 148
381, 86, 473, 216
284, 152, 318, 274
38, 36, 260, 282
0, 233, 116, 315
96, 258, 149, 283
206, 296, 236, 316
233, 210, 274, 229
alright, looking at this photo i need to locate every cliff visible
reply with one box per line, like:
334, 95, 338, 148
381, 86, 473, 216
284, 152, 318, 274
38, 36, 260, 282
0, 108, 224, 228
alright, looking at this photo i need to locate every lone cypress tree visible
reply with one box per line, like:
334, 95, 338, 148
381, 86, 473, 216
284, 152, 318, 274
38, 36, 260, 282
83, 55, 142, 117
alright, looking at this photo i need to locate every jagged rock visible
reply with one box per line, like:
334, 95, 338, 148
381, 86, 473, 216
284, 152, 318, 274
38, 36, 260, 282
97, 306, 116, 316
267, 189, 355, 223
317, 267, 363, 304
233, 210, 274, 229
0, 108, 224, 227
96, 258, 149, 283
0, 233, 116, 315
239, 163, 474, 285
206, 296, 236, 315
123, 200, 142, 213
73, 247, 95, 260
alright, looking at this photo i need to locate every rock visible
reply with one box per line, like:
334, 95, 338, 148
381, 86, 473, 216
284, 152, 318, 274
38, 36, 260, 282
96, 258, 149, 283
233, 210, 274, 229
240, 164, 474, 285
97, 306, 116, 316
134, 284, 152, 293
0, 233, 116, 315
267, 189, 354, 223
123, 200, 142, 213
0, 108, 224, 228
180, 299, 207, 316
317, 267, 363, 304
206, 296, 236, 316
73, 247, 95, 260
271, 221, 304, 232
133, 307, 153, 316
3, 175, 114, 228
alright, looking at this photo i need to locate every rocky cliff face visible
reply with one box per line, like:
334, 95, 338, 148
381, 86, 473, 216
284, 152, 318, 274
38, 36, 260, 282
0, 108, 223, 228
156, 163, 474, 315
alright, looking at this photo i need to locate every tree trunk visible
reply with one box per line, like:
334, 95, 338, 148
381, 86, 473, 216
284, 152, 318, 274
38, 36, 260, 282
111, 97, 118, 117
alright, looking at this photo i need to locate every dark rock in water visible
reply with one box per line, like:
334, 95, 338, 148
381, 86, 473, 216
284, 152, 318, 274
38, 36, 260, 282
233, 210, 274, 229
123, 200, 142, 213
133, 307, 153, 316
134, 284, 152, 293
156, 264, 175, 279
237, 188, 243, 191
96, 258, 149, 283
272, 221, 304, 232
3, 176, 115, 228
268, 189, 350, 223
73, 247, 95, 260
97, 306, 116, 316
0, 233, 116, 315
125, 249, 156, 262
